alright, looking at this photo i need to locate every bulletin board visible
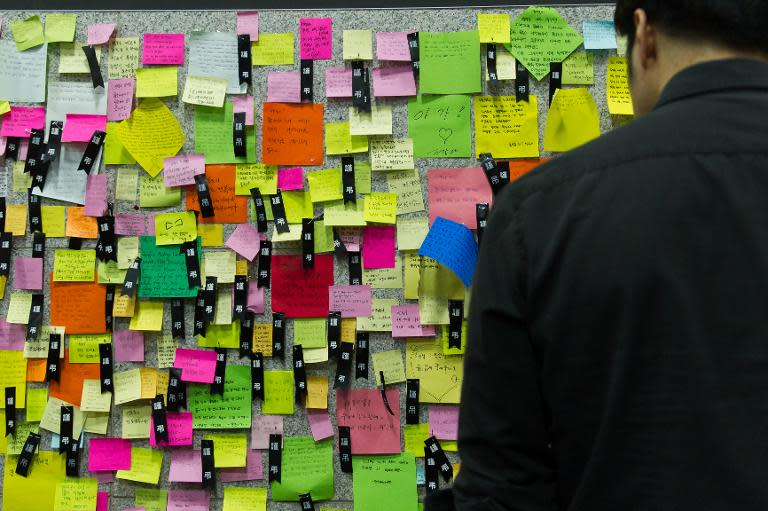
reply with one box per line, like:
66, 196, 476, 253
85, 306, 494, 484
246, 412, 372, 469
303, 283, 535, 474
0, 5, 622, 511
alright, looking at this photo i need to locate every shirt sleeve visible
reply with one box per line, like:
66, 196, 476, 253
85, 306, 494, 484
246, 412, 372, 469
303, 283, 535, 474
453, 195, 557, 511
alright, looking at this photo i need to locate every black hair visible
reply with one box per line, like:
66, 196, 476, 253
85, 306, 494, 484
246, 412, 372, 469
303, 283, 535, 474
614, 0, 768, 54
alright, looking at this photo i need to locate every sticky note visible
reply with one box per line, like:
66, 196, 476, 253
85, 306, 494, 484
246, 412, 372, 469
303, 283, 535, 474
223, 488, 267, 511
0, 106, 46, 138
182, 75, 228, 107
232, 95, 255, 125
266, 71, 301, 103
300, 18, 332, 60
406, 338, 463, 403
478, 13, 511, 43
80, 379, 113, 412
234, 163, 277, 195
136, 66, 178, 98
86, 23, 116, 45
325, 122, 368, 155
88, 438, 132, 471
150, 411, 193, 446
169, 451, 203, 483
343, 29, 373, 60
107, 78, 135, 121
391, 303, 435, 337
187, 365, 251, 429
14, 257, 43, 290
194, 102, 257, 164
419, 31, 481, 94
262, 103, 324, 166
108, 37, 140, 79
307, 167, 342, 202
135, 488, 167, 511
362, 225, 396, 269
140, 173, 181, 207
372, 63, 416, 97
485, 44, 516, 81
129, 301, 164, 331
583, 20, 617, 50
154, 211, 197, 245
116, 447, 163, 484
45, 13, 77, 43
474, 95, 539, 158
373, 349, 406, 385
607, 56, 634, 116
53, 249, 96, 282
363, 192, 397, 224
163, 154, 205, 187
544, 88, 601, 152
337, 388, 400, 454
428, 166, 492, 229
54, 478, 98, 511
203, 433, 248, 468
429, 404, 459, 440
11, 16, 45, 51
419, 216, 478, 288
174, 348, 217, 383
563, 50, 595, 85
3, 451, 66, 511
262, 370, 295, 415
325, 66, 352, 98
225, 224, 262, 261
237, 11, 260, 40
408, 94, 471, 158
142, 33, 185, 64
69, 334, 111, 363
370, 138, 414, 171
329, 285, 372, 318
62, 113, 107, 143
404, 423, 430, 457
349, 104, 392, 136
59, 43, 101, 74
271, 437, 334, 501
251, 33, 294, 66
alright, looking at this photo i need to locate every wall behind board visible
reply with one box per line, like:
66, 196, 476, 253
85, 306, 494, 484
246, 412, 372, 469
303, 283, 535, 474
0, 5, 617, 511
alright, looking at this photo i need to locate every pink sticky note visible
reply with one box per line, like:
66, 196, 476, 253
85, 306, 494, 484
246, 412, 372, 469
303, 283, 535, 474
337, 388, 401, 454
142, 34, 185, 65
324, 67, 352, 98
14, 257, 43, 291
0, 137, 7, 155
307, 409, 334, 441
247, 284, 265, 314
376, 32, 413, 61
362, 225, 396, 269
169, 450, 203, 483
84, 174, 108, 217
372, 63, 417, 97
219, 450, 263, 482
93, 471, 115, 484
429, 405, 459, 441
62, 114, 107, 143
0, 107, 46, 138
88, 438, 132, 471
163, 154, 205, 187
146, 213, 156, 235
339, 228, 361, 252
251, 415, 283, 449
278, 167, 303, 190
237, 11, 260, 40
87, 23, 116, 45
232, 95, 254, 125
113, 330, 144, 362
17, 139, 29, 160
150, 411, 193, 446
225, 224, 263, 261
266, 72, 301, 103
329, 285, 372, 318
174, 348, 217, 383
96, 492, 109, 511
0, 320, 27, 351
168, 490, 209, 511
300, 18, 332, 60
115, 214, 146, 236
428, 167, 493, 229
107, 78, 135, 121
391, 304, 435, 338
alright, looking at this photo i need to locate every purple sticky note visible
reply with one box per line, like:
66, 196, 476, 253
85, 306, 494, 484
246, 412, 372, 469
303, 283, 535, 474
115, 214, 146, 236
329, 285, 373, 318
376, 32, 413, 61
251, 415, 283, 449
277, 167, 303, 190
93, 471, 115, 484
96, 492, 109, 511
300, 18, 332, 60
107, 78, 135, 121
362, 225, 396, 269
237, 11, 260, 40
307, 409, 334, 441
88, 438, 132, 471
391, 304, 435, 338
0, 106, 46, 138
372, 63, 417, 97
168, 450, 203, 483
14, 257, 43, 291
62, 114, 108, 143
113, 330, 144, 362
84, 174, 108, 217
168, 490, 209, 511
429, 405, 459, 441
266, 72, 301, 103
339, 228, 361, 252
324, 67, 352, 98
219, 450, 264, 482
174, 348, 217, 383
247, 284, 265, 315
225, 224, 263, 261
163, 154, 205, 187
232, 95, 255, 125
142, 33, 185, 65
87, 23, 116, 45
0, 319, 27, 351
150, 411, 193, 446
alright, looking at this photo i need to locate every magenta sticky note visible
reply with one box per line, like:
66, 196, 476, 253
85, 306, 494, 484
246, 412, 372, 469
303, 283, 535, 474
113, 330, 144, 362
84, 174, 108, 217
307, 409, 334, 441
14, 257, 43, 291
372, 63, 417, 97
93, 471, 115, 484
232, 95, 254, 125
225, 224, 263, 261
219, 450, 264, 482
246, 284, 265, 315
163, 154, 205, 187
0, 106, 46, 138
62, 114, 108, 143
114, 214, 146, 236
337, 388, 401, 454
362, 225, 396, 269
300, 17, 332, 60
174, 348, 217, 383
0, 319, 27, 351
168, 450, 203, 483
278, 167, 303, 190
251, 415, 283, 449
237, 11, 260, 40
376, 32, 413, 61
324, 67, 352, 98
87, 23, 116, 45
88, 438, 132, 471
339, 228, 361, 252
168, 490, 209, 511
150, 411, 193, 446
107, 78, 135, 121
391, 304, 436, 338
428, 167, 493, 230
96, 492, 109, 511
266, 72, 301, 103
142, 33, 185, 65
429, 405, 459, 441
329, 285, 373, 318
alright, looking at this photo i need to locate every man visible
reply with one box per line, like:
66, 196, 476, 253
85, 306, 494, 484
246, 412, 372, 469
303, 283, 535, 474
429, 1, 768, 510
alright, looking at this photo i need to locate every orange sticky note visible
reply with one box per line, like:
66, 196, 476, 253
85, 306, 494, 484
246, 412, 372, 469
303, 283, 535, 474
49, 274, 107, 334
185, 164, 249, 224
49, 349, 101, 406
66, 207, 99, 239
262, 103, 324, 166
27, 358, 47, 382
508, 158, 549, 182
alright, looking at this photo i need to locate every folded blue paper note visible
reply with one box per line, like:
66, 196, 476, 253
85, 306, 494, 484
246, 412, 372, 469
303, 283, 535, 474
418, 216, 478, 287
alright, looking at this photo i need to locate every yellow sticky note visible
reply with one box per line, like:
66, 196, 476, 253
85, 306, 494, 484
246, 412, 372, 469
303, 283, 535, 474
262, 370, 294, 415
53, 249, 96, 282
252, 323, 273, 356
114, 168, 139, 202
478, 13, 511, 43
13, 160, 32, 192
404, 423, 430, 457
203, 433, 248, 468
252, 33, 294, 66
235, 258, 249, 276
59, 42, 101, 74
83, 412, 110, 434
69, 334, 111, 363
25, 388, 48, 422
323, 199, 366, 227
307, 375, 328, 409
54, 478, 97, 511
11, 16, 45, 51
406, 339, 463, 404
45, 13, 77, 43
349, 104, 393, 136
80, 379, 112, 413
6, 292, 33, 325
6, 423, 38, 455
607, 56, 634, 116
140, 173, 181, 207
117, 447, 163, 485
121, 404, 151, 439
325, 122, 368, 155
363, 256, 403, 289
108, 37, 140, 79
40, 206, 66, 238
308, 167, 343, 203
6, 204, 28, 237
202, 251, 236, 284
129, 301, 164, 331
182, 75, 228, 107
235, 164, 278, 195
370, 137, 414, 171
113, 290, 137, 318
135, 488, 168, 511
198, 224, 224, 247
372, 349, 407, 385
154, 211, 197, 245
39, 398, 86, 438
0, 351, 27, 408
363, 192, 397, 224
343, 30, 373, 60
98, 259, 127, 283
114, 368, 144, 405
136, 66, 178, 98
474, 95, 539, 158
485, 45, 516, 81
140, 368, 159, 400
105, 122, 137, 165
0, 101, 10, 116
223, 487, 267, 511
563, 51, 594, 85
3, 451, 66, 511
544, 88, 601, 152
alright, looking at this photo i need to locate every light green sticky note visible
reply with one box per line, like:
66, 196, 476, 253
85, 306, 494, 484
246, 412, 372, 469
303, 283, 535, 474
262, 370, 294, 415
25, 388, 48, 422
116, 447, 163, 484
53, 477, 97, 511
419, 31, 481, 94
195, 102, 257, 164
134, 488, 167, 511
188, 365, 251, 429
313, 220, 335, 254
198, 322, 240, 349
562, 51, 595, 85
11, 16, 45, 51
138, 236, 200, 298
45, 14, 77, 43
97, 260, 127, 284
104, 122, 137, 165
271, 437, 334, 501
408, 94, 472, 158
6, 422, 39, 455
294, 318, 327, 349
140, 172, 181, 208
352, 453, 418, 511
69, 334, 111, 363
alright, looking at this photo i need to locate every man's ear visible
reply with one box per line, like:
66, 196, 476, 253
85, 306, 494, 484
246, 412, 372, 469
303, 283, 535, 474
633, 8, 658, 70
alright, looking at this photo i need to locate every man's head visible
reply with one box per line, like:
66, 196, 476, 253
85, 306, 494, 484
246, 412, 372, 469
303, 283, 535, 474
614, 0, 768, 115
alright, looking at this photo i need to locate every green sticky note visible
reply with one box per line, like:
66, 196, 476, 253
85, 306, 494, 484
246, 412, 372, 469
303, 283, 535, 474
45, 14, 77, 43
262, 370, 294, 415
140, 172, 181, 207
188, 365, 251, 429
419, 31, 481, 95
271, 437, 334, 501
198, 321, 240, 349
138, 236, 200, 298
408, 94, 472, 158
313, 220, 335, 254
352, 453, 418, 511
294, 318, 327, 349
135, 488, 168, 511
195, 102, 257, 164
11, 16, 45, 51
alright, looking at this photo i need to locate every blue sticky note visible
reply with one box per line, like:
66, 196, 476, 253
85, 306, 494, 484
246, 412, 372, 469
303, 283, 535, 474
418, 216, 478, 288
582, 20, 617, 50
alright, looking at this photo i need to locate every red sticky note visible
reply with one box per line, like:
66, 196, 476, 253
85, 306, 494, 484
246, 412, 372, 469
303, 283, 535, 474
150, 411, 193, 446
337, 388, 401, 454
62, 114, 107, 143
300, 17, 332, 60
88, 438, 132, 471
142, 33, 185, 65
277, 167, 303, 190
261, 103, 324, 166
13, 257, 43, 290
174, 348, 217, 383
427, 167, 493, 229
362, 225, 395, 269
0, 106, 46, 138
271, 255, 334, 318
113, 330, 144, 362
49, 350, 101, 406
185, 164, 249, 224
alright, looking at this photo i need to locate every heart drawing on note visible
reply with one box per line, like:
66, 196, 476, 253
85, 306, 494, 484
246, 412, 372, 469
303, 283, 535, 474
438, 128, 453, 144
